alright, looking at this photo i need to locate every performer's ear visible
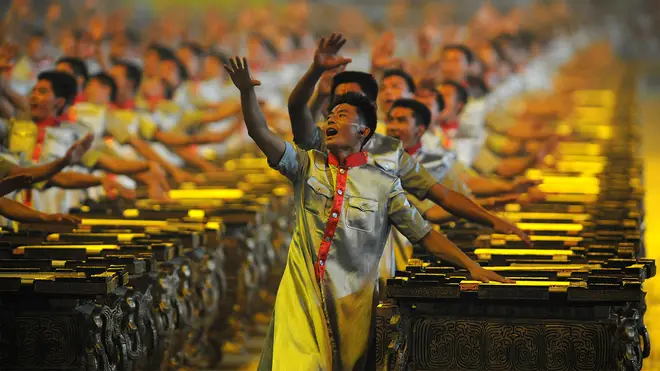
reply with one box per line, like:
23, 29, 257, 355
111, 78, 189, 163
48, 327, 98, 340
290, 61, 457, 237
360, 127, 371, 138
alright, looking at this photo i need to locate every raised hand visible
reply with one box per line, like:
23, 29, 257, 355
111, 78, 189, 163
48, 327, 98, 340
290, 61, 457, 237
224, 57, 261, 91
0, 174, 32, 197
313, 33, 352, 71
64, 133, 94, 165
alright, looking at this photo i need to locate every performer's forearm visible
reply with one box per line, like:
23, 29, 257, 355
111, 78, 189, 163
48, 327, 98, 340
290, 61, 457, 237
426, 183, 496, 228
288, 65, 324, 144
173, 147, 222, 172
49, 172, 102, 189
129, 137, 181, 176
0, 197, 53, 223
309, 88, 329, 122
96, 155, 150, 175
9, 157, 68, 183
240, 87, 286, 165
420, 230, 480, 270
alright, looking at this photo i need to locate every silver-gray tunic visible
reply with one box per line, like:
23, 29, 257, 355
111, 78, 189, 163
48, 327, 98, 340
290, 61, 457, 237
258, 142, 432, 371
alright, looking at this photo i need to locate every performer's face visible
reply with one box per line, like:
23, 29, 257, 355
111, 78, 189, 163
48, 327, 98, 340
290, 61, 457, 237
415, 89, 439, 126
109, 65, 129, 96
386, 106, 424, 149
29, 80, 63, 121
438, 83, 462, 118
324, 103, 369, 151
84, 78, 111, 105
378, 75, 412, 115
441, 49, 468, 82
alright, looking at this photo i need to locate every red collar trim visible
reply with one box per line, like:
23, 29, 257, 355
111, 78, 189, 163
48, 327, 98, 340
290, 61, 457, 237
405, 141, 423, 155
74, 92, 87, 104
327, 151, 368, 168
36, 116, 60, 128
114, 99, 136, 110
440, 119, 459, 131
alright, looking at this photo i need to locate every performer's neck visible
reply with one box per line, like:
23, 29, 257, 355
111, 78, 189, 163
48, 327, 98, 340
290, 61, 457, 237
329, 149, 356, 165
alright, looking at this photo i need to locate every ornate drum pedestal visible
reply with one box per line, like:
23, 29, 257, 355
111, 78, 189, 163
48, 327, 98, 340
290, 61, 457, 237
378, 300, 647, 371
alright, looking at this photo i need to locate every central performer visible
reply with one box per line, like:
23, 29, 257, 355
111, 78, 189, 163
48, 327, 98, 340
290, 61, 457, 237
224, 55, 511, 371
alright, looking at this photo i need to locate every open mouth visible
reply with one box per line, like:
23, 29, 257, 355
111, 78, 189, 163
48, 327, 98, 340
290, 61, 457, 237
326, 128, 339, 137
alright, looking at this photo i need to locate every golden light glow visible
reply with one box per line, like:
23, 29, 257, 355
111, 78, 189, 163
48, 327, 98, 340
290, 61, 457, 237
13, 245, 120, 254
516, 223, 584, 232
169, 188, 244, 200
474, 248, 574, 256
82, 219, 168, 227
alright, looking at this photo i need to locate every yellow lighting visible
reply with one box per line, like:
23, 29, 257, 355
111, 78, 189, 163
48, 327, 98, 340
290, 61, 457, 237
491, 234, 583, 243
497, 212, 590, 222
169, 189, 244, 200
516, 223, 584, 231
474, 248, 574, 256
14, 245, 120, 254
188, 209, 206, 219
82, 219, 167, 227
123, 209, 139, 218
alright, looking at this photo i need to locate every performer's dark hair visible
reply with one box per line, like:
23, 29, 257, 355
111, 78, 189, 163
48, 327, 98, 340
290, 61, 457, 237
329, 92, 378, 147
37, 71, 78, 114
417, 79, 446, 112
87, 72, 118, 103
114, 61, 143, 93
180, 42, 205, 57
383, 69, 416, 93
390, 98, 432, 128
150, 44, 189, 81
442, 44, 475, 64
330, 71, 379, 103
467, 75, 490, 96
56, 57, 89, 82
440, 80, 469, 110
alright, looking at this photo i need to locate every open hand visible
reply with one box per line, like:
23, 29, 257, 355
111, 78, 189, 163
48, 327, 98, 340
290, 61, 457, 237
0, 174, 32, 196
313, 33, 352, 71
64, 133, 94, 165
468, 265, 515, 283
491, 216, 533, 247
224, 57, 261, 91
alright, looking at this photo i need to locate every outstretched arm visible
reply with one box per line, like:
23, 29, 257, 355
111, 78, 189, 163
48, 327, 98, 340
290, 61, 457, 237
225, 57, 285, 165
0, 197, 80, 224
288, 34, 351, 148
9, 133, 94, 182
388, 180, 511, 283
426, 183, 532, 245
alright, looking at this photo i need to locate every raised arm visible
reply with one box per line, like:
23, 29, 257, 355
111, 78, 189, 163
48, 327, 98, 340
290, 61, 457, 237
288, 34, 351, 148
225, 57, 285, 165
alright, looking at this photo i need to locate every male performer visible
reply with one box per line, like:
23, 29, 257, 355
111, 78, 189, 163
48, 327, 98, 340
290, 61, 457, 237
224, 55, 511, 371
288, 34, 531, 244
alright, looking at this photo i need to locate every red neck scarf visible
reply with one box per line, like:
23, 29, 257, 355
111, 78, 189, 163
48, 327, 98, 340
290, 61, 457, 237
405, 141, 423, 155
327, 151, 369, 168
